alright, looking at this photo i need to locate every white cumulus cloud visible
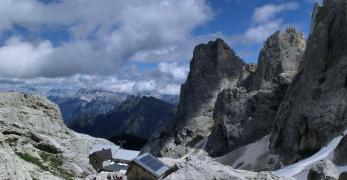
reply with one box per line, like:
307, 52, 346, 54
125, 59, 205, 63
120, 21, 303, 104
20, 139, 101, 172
0, 0, 213, 78
158, 62, 189, 81
0, 0, 219, 95
252, 2, 299, 23
242, 2, 299, 43
0, 37, 54, 77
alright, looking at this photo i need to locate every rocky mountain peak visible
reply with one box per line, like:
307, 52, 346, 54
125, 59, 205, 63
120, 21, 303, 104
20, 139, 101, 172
145, 38, 249, 158
190, 38, 247, 80
270, 0, 347, 165
284, 27, 305, 46
247, 27, 306, 91
205, 27, 306, 159
146, 1, 347, 174
259, 27, 305, 81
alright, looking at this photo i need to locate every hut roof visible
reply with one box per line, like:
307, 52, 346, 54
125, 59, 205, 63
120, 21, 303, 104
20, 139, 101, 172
91, 148, 112, 161
89, 144, 119, 155
113, 149, 140, 161
133, 153, 169, 177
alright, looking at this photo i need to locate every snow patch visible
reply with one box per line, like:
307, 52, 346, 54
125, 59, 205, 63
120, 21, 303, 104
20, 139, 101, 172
213, 135, 270, 169
275, 130, 347, 178
231, 135, 270, 168
337, 165, 347, 173
181, 133, 211, 161
80, 95, 93, 102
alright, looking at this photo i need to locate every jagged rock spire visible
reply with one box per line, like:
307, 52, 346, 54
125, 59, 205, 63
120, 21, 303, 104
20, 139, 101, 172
247, 27, 306, 91
145, 38, 249, 158
270, 0, 347, 165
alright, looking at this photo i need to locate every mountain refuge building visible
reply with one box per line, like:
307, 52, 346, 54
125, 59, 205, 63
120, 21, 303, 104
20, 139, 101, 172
126, 153, 169, 180
88, 144, 140, 172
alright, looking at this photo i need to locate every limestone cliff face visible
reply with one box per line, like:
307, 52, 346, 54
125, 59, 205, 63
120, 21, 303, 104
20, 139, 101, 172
0, 92, 115, 179
145, 28, 306, 160
145, 38, 249, 158
246, 28, 306, 91
270, 0, 347, 165
174, 38, 248, 142
205, 28, 306, 158
206, 88, 282, 157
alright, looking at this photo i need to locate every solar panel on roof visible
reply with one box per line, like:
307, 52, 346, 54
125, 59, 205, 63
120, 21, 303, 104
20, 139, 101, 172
139, 154, 164, 171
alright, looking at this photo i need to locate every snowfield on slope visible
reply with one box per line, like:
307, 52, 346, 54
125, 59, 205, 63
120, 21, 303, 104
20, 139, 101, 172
275, 130, 347, 179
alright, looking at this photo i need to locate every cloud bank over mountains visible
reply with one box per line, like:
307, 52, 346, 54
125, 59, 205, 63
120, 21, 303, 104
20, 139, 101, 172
0, 0, 312, 95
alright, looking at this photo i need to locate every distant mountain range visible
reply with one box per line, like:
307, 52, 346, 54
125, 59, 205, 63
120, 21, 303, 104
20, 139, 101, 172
1, 87, 179, 150
70, 95, 176, 140
47, 88, 128, 125
0, 87, 179, 127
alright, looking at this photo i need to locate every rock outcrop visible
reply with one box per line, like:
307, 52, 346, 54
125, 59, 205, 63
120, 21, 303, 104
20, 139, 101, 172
161, 158, 294, 180
145, 28, 306, 161
339, 172, 347, 180
0, 92, 115, 179
334, 135, 347, 165
145, 38, 249, 158
147, 0, 347, 174
205, 88, 281, 157
270, 0, 347, 165
246, 27, 306, 91
206, 28, 305, 158
307, 160, 339, 180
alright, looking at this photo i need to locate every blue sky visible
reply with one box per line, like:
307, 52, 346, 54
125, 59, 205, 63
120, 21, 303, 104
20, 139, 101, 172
194, 0, 315, 62
0, 0, 320, 95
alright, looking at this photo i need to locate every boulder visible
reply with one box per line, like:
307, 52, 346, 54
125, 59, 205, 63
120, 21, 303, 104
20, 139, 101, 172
307, 160, 339, 180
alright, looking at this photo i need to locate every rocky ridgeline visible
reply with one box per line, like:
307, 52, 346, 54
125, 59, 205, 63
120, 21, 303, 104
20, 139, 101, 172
206, 28, 306, 161
145, 27, 306, 160
0, 92, 115, 179
0, 92, 297, 179
269, 0, 347, 165
1, 0, 347, 179
71, 95, 176, 140
146, 0, 347, 175
47, 88, 127, 125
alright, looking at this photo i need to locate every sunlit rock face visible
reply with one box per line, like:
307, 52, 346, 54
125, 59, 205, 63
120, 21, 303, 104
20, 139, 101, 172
246, 28, 306, 91
0, 92, 115, 179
